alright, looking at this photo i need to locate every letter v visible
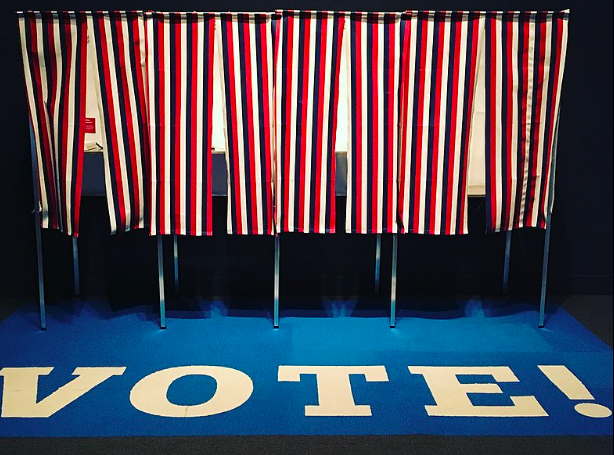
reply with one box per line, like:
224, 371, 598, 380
0, 367, 126, 418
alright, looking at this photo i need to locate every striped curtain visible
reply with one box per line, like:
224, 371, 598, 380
88, 11, 149, 234
485, 11, 568, 232
398, 12, 483, 235
346, 12, 402, 234
217, 13, 275, 235
275, 10, 345, 234
17, 11, 88, 237
145, 12, 216, 236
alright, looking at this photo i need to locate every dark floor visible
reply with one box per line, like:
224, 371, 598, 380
0, 295, 611, 455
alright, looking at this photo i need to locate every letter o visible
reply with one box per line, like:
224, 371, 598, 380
130, 366, 253, 418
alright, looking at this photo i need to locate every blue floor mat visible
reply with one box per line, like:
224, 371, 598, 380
0, 297, 611, 437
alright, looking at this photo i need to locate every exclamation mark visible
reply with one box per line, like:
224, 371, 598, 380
539, 365, 612, 419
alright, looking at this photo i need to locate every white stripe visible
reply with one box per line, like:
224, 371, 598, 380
196, 16, 205, 236
249, 18, 264, 235
344, 18, 352, 233
274, 16, 284, 232
507, 19, 519, 231
376, 18, 385, 233
178, 15, 188, 235
493, 15, 503, 232
360, 16, 368, 233
519, 18, 536, 228
19, 16, 50, 228
163, 17, 172, 234
302, 13, 317, 232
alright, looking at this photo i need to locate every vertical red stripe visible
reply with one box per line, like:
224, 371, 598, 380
189, 18, 199, 236
205, 17, 214, 234
386, 21, 396, 232
488, 18, 498, 230
370, 19, 379, 233
517, 19, 530, 229
398, 17, 411, 234
157, 18, 166, 234
297, 16, 311, 232
354, 18, 363, 233
283, 16, 294, 232
174, 18, 182, 233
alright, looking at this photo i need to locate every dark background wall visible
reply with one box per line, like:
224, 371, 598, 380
0, 1, 611, 304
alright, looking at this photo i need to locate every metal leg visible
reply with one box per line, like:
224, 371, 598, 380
375, 234, 382, 294
72, 237, 80, 297
173, 234, 179, 295
157, 236, 166, 329
274, 235, 280, 329
539, 222, 552, 328
503, 231, 512, 295
34, 212, 46, 330
390, 234, 398, 328
29, 124, 46, 330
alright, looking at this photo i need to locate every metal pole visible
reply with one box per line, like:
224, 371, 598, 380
28, 124, 46, 330
503, 231, 512, 294
157, 236, 166, 329
390, 234, 398, 328
72, 237, 80, 297
274, 234, 280, 329
173, 234, 179, 295
375, 234, 382, 294
539, 109, 561, 328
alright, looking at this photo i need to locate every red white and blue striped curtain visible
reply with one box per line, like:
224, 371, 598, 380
145, 12, 216, 236
18, 11, 88, 237
398, 11, 483, 235
217, 13, 275, 235
274, 10, 345, 234
88, 11, 149, 234
485, 11, 568, 232
346, 12, 402, 234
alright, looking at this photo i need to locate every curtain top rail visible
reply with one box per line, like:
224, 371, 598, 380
16, 9, 570, 15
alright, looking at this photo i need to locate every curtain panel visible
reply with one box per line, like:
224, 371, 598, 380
398, 11, 484, 235
485, 11, 569, 232
345, 12, 403, 234
18, 11, 88, 237
88, 11, 150, 234
274, 10, 345, 234
217, 13, 276, 235
145, 12, 216, 236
